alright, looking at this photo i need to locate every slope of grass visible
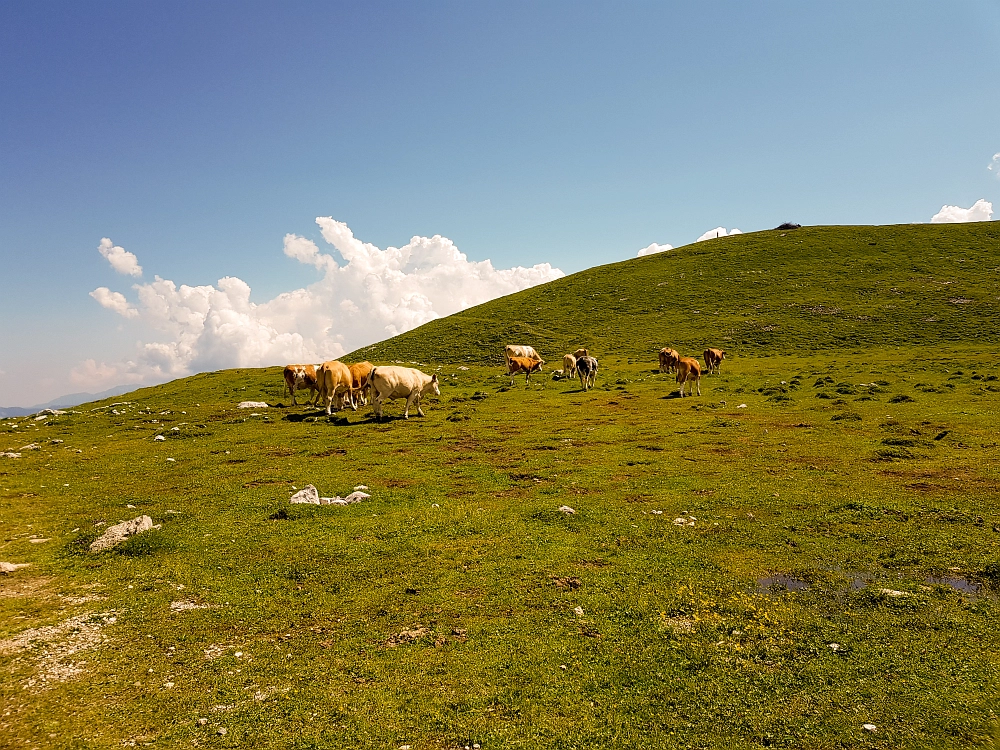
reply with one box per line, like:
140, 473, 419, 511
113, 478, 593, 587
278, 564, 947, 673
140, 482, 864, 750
354, 223, 1000, 364
2, 224, 1000, 749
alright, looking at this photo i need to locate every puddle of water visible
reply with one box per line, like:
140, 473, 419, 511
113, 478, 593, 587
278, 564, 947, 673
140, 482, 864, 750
925, 576, 981, 595
757, 575, 809, 593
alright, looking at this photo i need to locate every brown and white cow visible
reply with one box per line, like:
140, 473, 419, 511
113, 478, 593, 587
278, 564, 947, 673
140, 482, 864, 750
504, 345, 541, 366
563, 353, 578, 378
283, 364, 320, 406
576, 355, 599, 391
676, 357, 701, 397
348, 361, 375, 407
316, 360, 355, 415
369, 366, 440, 421
507, 355, 545, 384
704, 348, 726, 375
658, 348, 680, 374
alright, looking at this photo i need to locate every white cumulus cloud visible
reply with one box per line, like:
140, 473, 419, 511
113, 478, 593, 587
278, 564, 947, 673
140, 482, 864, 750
89, 287, 138, 318
82, 218, 565, 387
989, 153, 1000, 178
637, 242, 673, 257
696, 227, 742, 242
98, 237, 143, 277
930, 199, 993, 223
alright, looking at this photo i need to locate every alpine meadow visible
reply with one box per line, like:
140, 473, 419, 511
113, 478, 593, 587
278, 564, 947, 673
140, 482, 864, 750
3, 223, 1000, 749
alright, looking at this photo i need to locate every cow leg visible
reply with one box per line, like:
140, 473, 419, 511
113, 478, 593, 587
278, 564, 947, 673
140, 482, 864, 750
404, 394, 417, 419
696, 377, 701, 396
416, 395, 425, 417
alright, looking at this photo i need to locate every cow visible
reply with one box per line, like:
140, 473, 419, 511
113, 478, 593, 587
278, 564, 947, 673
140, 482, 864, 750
576, 356, 598, 391
348, 361, 375, 408
658, 348, 680, 374
369, 366, 440, 421
563, 353, 578, 378
676, 357, 701, 397
572, 348, 589, 360
504, 345, 541, 366
704, 348, 726, 375
316, 360, 355, 415
282, 364, 320, 406
507, 355, 545, 384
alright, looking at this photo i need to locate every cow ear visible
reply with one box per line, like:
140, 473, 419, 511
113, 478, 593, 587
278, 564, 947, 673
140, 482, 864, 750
432, 374, 438, 381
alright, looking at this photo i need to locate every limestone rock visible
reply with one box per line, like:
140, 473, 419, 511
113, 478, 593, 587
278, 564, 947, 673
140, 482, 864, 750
0, 562, 31, 573
289, 485, 320, 504
90, 515, 155, 552
237, 401, 268, 409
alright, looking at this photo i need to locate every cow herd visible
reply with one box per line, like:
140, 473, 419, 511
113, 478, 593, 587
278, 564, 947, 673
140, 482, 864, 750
281, 344, 726, 421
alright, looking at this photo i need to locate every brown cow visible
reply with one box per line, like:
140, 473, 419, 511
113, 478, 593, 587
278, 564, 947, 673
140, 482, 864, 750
658, 348, 680, 374
676, 357, 701, 397
283, 364, 320, 406
316, 360, 355, 415
704, 348, 725, 375
572, 348, 589, 360
348, 361, 374, 407
507, 355, 545, 384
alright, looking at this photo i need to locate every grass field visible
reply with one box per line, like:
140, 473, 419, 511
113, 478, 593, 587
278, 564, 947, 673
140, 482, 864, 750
2, 224, 999, 749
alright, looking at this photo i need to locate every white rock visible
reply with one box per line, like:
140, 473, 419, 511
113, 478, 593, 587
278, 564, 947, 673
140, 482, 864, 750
127, 504, 136, 509
0, 561, 31, 573
166, 458, 176, 462
673, 518, 688, 525
163, 682, 175, 689
154, 435, 166, 441
38, 408, 67, 416
171, 427, 180, 432
879, 588, 914, 598
354, 485, 369, 490
573, 606, 584, 616
34, 415, 48, 421
290, 485, 320, 504
458, 366, 469, 370
558, 505, 576, 514
651, 510, 663, 515
0, 452, 20, 459
344, 491, 370, 503
863, 724, 877, 732
828, 643, 840, 651
19, 443, 40, 450
737, 404, 748, 409
90, 515, 155, 552
237, 401, 268, 409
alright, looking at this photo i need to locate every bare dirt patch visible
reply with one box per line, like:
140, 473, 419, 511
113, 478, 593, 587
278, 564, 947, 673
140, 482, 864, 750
0, 611, 116, 690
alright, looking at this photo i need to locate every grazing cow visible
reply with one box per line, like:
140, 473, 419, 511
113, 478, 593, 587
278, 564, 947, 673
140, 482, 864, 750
676, 357, 701, 397
572, 348, 589, 360
317, 360, 355, 415
283, 364, 320, 406
704, 348, 725, 375
507, 355, 545, 384
576, 356, 598, 391
369, 366, 440, 421
504, 345, 541, 365
658, 348, 680, 374
563, 353, 578, 378
348, 361, 375, 407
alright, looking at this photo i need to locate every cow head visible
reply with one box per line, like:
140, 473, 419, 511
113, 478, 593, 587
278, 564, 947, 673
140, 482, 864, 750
430, 373, 440, 396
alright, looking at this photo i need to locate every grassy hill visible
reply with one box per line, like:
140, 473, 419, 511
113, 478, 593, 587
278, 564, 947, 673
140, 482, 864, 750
354, 223, 1000, 364
2, 224, 999, 749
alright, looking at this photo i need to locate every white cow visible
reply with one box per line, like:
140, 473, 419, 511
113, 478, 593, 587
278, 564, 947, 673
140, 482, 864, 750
369, 366, 441, 421
504, 345, 541, 365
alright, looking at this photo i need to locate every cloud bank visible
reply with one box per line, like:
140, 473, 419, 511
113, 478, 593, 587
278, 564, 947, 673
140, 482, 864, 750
930, 199, 993, 223
98, 238, 143, 277
636, 242, 673, 257
696, 227, 742, 242
78, 219, 563, 389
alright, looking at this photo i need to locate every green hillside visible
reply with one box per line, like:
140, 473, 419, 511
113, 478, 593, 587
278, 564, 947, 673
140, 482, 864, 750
354, 223, 1000, 363
2, 223, 999, 749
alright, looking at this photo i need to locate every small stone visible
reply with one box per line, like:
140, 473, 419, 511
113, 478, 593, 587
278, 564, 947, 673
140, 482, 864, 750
354, 485, 369, 490
651, 510, 663, 515
558, 505, 576, 514
574, 606, 584, 616
829, 643, 840, 651
163, 682, 174, 689
235, 652, 243, 658
127, 504, 136, 509
237, 401, 268, 409
217, 728, 227, 736
154, 435, 166, 441
166, 458, 175, 462
197, 718, 208, 726
0, 561, 30, 573
90, 515, 155, 552
343, 491, 369, 503
737, 403, 748, 409
673, 518, 688, 526
863, 724, 877, 732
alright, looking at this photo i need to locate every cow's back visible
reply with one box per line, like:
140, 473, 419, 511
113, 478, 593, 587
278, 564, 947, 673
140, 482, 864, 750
371, 365, 425, 393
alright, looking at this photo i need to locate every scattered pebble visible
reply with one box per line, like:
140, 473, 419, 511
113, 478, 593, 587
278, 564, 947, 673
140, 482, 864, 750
651, 510, 663, 515
197, 718, 208, 726
237, 401, 268, 409
166, 458, 175, 462
573, 606, 584, 616
217, 728, 227, 736
863, 724, 877, 732
0, 561, 31, 573
829, 643, 840, 651
737, 403, 748, 409
558, 505, 576, 514
163, 682, 174, 689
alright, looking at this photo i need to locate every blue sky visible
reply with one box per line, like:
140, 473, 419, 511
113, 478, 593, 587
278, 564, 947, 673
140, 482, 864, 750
2, 1, 999, 406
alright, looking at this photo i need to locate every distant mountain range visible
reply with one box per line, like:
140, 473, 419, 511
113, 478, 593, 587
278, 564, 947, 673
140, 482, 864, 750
0, 384, 138, 418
